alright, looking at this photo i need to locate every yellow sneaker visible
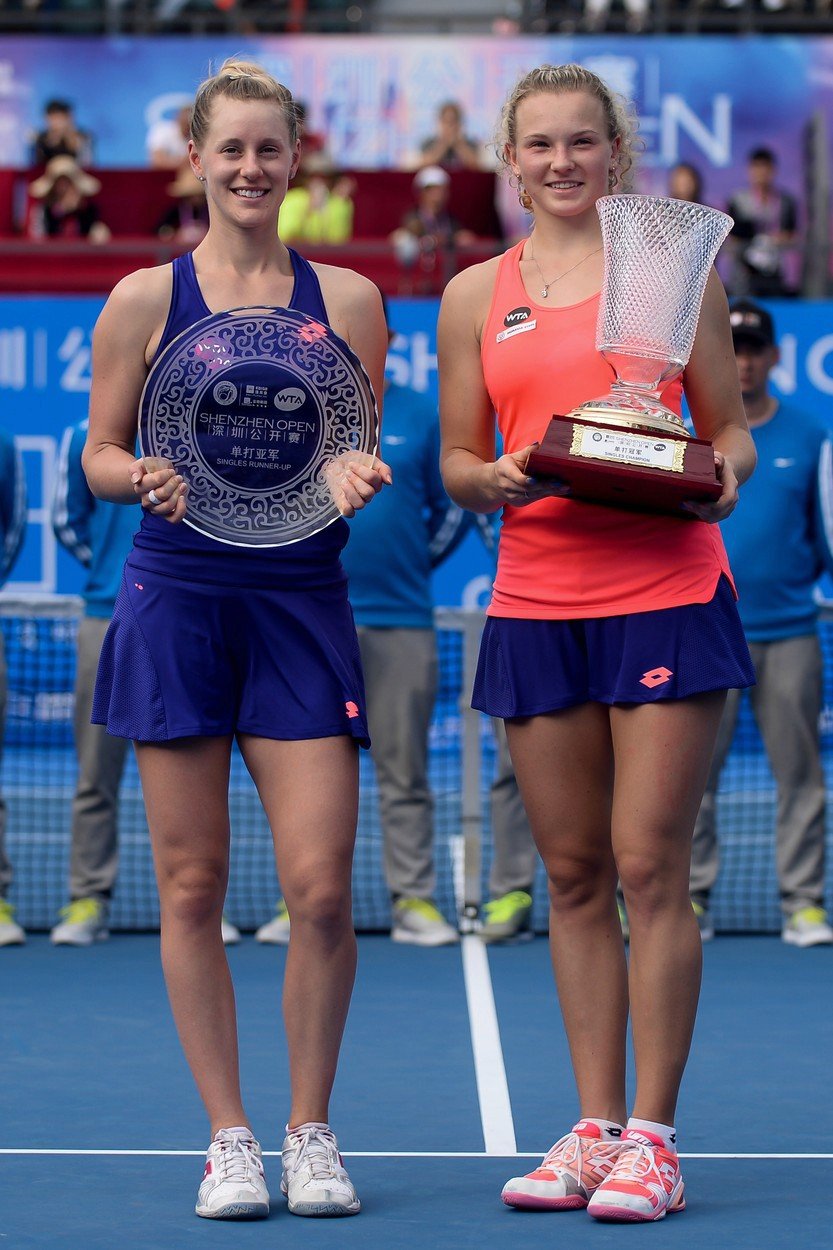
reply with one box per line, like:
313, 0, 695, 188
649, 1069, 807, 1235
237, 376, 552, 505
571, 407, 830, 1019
782, 906, 833, 948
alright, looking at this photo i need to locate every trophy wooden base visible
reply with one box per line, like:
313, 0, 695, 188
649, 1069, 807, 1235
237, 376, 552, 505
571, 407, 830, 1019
525, 413, 722, 518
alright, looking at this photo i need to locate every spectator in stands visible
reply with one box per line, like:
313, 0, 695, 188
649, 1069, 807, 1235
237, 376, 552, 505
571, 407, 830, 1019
157, 167, 210, 246
582, 0, 650, 31
27, 157, 111, 243
257, 306, 467, 947
391, 166, 475, 269
146, 103, 192, 170
416, 101, 485, 171
0, 429, 27, 947
48, 422, 243, 949
726, 147, 798, 297
278, 156, 355, 245
294, 99, 331, 171
667, 161, 704, 204
690, 299, 833, 949
31, 99, 93, 167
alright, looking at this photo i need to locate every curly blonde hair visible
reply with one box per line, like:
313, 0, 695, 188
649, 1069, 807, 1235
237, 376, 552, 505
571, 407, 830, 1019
494, 63, 639, 195
191, 58, 298, 149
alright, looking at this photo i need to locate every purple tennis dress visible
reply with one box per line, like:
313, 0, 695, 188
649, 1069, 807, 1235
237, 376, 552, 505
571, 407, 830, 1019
92, 250, 369, 746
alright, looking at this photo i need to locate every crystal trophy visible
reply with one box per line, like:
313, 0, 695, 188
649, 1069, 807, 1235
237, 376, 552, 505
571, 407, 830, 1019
527, 195, 734, 516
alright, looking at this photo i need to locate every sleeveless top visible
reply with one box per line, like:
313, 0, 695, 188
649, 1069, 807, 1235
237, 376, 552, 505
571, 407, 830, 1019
129, 249, 350, 589
480, 240, 733, 619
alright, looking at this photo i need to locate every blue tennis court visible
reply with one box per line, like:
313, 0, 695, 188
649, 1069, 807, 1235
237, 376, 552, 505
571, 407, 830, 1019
3, 933, 831, 1249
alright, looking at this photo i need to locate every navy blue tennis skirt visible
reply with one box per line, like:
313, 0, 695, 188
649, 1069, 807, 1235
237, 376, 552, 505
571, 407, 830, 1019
472, 576, 755, 718
92, 559, 369, 746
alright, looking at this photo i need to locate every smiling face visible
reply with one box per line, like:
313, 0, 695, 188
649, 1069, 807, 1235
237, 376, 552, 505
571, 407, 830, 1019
190, 96, 300, 231
507, 89, 618, 220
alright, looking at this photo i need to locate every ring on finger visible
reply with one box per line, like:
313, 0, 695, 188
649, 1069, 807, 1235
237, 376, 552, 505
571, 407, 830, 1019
147, 488, 162, 506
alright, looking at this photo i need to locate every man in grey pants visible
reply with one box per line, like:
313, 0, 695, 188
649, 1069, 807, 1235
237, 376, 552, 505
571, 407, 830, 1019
0, 426, 27, 946
479, 719, 538, 943
257, 363, 469, 947
50, 421, 243, 945
690, 299, 833, 947
49, 419, 138, 945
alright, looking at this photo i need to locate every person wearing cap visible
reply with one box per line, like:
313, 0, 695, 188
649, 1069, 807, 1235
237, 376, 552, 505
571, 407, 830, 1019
27, 157, 110, 243
391, 166, 476, 274
690, 298, 833, 948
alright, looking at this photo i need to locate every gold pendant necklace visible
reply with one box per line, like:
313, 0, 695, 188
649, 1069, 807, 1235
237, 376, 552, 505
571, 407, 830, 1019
527, 236, 602, 298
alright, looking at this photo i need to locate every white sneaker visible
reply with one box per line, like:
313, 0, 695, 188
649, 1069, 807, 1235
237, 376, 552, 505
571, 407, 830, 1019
255, 899, 291, 945
0, 899, 25, 946
50, 898, 108, 946
221, 915, 241, 945
782, 906, 833, 948
195, 1126, 270, 1220
281, 1122, 360, 1216
391, 898, 459, 947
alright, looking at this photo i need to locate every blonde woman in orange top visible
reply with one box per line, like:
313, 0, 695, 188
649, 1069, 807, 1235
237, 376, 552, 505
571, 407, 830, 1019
438, 64, 756, 1224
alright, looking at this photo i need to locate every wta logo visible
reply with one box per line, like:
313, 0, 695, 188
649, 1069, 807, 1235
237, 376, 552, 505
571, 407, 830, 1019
503, 306, 531, 327
274, 388, 306, 412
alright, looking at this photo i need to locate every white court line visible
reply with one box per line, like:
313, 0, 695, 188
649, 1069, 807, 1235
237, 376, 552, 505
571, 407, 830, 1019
460, 934, 517, 1156
1, 1150, 831, 1160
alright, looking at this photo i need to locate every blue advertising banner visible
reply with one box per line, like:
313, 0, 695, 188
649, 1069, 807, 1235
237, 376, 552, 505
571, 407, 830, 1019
0, 33, 828, 211
1, 293, 832, 602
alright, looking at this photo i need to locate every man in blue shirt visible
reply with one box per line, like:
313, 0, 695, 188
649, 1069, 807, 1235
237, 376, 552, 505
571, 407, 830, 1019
49, 420, 242, 945
343, 375, 469, 944
690, 299, 833, 947
48, 420, 138, 945
0, 429, 27, 946
258, 325, 468, 946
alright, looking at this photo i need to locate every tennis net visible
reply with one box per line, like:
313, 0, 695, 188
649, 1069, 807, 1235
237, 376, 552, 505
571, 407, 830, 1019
2, 596, 832, 933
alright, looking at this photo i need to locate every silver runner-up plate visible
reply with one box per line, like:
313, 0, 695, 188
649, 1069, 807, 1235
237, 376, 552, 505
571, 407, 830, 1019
138, 306, 379, 546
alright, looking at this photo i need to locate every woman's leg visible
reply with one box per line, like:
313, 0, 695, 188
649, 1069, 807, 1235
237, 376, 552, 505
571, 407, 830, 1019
506, 704, 628, 1124
134, 735, 246, 1135
238, 733, 359, 1128
610, 692, 726, 1125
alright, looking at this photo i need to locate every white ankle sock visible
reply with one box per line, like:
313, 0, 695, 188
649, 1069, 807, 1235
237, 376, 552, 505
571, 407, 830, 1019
627, 1117, 677, 1152
578, 1117, 625, 1141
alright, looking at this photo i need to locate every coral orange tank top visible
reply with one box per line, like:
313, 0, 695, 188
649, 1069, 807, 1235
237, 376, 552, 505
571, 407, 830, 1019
480, 240, 732, 619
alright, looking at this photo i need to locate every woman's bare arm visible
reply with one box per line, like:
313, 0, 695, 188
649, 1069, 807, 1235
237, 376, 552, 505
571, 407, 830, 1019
314, 264, 393, 513
438, 264, 565, 513
82, 266, 187, 519
683, 270, 757, 522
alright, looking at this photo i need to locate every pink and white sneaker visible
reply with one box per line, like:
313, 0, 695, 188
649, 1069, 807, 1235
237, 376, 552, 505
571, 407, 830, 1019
501, 1120, 624, 1210
587, 1127, 685, 1222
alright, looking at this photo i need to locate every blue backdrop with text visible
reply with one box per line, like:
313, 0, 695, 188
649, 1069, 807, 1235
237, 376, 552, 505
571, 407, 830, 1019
1, 295, 832, 604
